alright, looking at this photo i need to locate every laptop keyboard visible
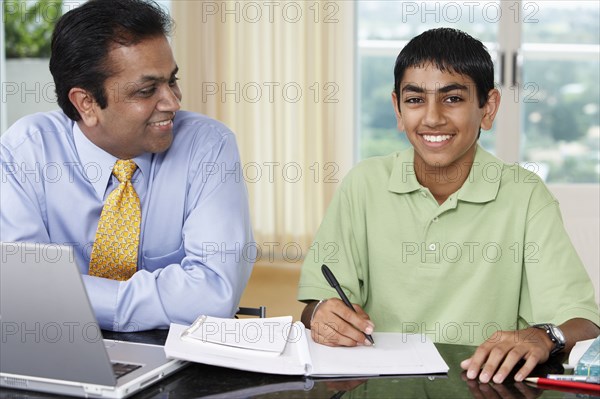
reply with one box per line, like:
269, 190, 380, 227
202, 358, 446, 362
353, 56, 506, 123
112, 362, 142, 379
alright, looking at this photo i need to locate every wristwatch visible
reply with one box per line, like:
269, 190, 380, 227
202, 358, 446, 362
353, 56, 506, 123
532, 323, 566, 356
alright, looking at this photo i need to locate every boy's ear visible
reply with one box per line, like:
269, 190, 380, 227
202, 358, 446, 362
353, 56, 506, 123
68, 87, 99, 127
391, 91, 405, 131
480, 88, 501, 131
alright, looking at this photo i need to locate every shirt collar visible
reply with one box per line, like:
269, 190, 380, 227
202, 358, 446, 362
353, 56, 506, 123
388, 147, 421, 194
73, 123, 152, 199
387, 144, 502, 204
457, 145, 502, 204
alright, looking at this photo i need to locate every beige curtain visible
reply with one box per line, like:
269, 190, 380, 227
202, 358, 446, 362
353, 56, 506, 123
172, 1, 355, 263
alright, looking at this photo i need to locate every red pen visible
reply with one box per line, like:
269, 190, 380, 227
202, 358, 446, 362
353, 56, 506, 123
525, 377, 600, 392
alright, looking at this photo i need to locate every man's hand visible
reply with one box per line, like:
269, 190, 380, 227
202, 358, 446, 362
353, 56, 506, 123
301, 299, 374, 347
460, 328, 551, 384
461, 318, 599, 384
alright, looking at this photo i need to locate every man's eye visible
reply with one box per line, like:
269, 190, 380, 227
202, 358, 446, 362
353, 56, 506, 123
405, 97, 423, 104
137, 87, 156, 97
169, 77, 179, 87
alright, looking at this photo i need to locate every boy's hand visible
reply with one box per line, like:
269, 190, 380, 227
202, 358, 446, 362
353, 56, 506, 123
460, 328, 551, 384
307, 298, 375, 347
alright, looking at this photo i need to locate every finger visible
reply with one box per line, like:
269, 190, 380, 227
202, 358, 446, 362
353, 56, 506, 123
465, 346, 492, 380
329, 300, 374, 343
352, 304, 370, 320
514, 352, 543, 382
492, 347, 527, 384
331, 308, 373, 346
479, 347, 510, 383
311, 318, 359, 347
460, 357, 472, 370
310, 303, 355, 347
352, 304, 375, 334
311, 304, 367, 346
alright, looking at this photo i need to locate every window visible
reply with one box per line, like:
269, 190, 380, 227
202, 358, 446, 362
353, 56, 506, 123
1, 1, 64, 132
519, 2, 599, 182
357, 0, 599, 184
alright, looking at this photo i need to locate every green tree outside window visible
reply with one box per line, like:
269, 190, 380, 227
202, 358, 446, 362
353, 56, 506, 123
3, 0, 63, 58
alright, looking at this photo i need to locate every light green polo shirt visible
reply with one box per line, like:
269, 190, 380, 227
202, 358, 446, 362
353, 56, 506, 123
298, 145, 599, 345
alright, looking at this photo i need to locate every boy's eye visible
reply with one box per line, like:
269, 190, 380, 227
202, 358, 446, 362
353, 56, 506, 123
404, 97, 423, 104
444, 95, 462, 103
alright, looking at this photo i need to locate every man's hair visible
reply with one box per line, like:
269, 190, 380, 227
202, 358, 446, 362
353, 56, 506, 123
50, 0, 173, 121
393, 28, 494, 108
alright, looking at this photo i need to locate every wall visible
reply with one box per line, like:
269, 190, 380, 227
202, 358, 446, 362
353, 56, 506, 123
3, 58, 57, 130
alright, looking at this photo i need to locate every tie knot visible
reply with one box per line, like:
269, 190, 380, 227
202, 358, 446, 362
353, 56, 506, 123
113, 159, 137, 183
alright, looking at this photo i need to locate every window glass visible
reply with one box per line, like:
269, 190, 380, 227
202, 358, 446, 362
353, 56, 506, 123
520, 1, 599, 183
521, 1, 599, 45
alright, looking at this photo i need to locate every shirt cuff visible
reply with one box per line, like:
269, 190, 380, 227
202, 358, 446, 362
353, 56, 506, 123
81, 274, 120, 331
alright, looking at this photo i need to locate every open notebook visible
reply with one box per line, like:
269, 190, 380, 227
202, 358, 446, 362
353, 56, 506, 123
164, 316, 449, 376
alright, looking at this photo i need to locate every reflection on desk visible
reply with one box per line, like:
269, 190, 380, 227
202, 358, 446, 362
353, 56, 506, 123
2, 329, 596, 399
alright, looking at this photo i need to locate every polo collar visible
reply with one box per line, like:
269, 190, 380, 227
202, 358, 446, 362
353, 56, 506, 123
387, 145, 502, 204
388, 147, 421, 194
457, 145, 502, 204
73, 123, 152, 199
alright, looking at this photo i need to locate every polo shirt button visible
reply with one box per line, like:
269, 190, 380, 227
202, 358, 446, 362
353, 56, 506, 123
428, 243, 436, 250
433, 217, 439, 222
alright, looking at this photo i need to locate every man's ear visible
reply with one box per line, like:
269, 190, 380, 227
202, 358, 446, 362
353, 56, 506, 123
68, 88, 99, 127
391, 91, 405, 131
480, 88, 501, 131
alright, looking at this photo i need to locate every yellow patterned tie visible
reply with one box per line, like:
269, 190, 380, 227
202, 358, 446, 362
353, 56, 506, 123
88, 160, 141, 281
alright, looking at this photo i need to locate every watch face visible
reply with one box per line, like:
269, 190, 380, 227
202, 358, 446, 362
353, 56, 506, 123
551, 325, 566, 343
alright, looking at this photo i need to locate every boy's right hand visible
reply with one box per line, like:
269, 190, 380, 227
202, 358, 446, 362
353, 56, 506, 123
306, 298, 375, 347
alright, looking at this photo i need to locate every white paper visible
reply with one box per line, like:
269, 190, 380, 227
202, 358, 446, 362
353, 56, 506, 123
307, 332, 449, 376
165, 320, 449, 377
181, 315, 293, 354
166, 322, 309, 375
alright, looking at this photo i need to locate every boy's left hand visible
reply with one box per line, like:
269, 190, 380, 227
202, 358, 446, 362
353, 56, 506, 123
460, 328, 552, 384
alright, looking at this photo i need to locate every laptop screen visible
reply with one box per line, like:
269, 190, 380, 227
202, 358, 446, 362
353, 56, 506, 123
1, 242, 116, 386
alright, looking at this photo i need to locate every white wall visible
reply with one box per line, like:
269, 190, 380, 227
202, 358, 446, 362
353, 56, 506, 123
3, 58, 57, 130
550, 185, 600, 305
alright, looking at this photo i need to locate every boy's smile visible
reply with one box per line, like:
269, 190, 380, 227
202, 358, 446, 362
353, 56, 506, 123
392, 63, 500, 191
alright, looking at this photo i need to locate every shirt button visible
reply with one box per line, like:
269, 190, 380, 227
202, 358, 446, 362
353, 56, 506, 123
428, 243, 436, 251
433, 217, 439, 222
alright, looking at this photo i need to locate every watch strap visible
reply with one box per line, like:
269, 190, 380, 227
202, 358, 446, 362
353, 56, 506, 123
532, 323, 566, 356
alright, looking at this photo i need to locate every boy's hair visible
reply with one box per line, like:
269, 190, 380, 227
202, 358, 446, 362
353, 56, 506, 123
50, 0, 173, 121
393, 28, 494, 108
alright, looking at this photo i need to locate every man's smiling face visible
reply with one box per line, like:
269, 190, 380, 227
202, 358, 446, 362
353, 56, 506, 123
82, 35, 182, 159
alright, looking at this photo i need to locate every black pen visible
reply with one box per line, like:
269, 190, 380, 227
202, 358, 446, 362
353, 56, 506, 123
321, 264, 375, 345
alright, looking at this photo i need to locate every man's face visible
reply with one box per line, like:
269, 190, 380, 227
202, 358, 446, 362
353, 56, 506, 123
86, 35, 181, 159
392, 64, 499, 171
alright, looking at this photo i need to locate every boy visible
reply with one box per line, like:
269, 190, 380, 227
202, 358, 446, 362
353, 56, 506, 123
297, 28, 599, 384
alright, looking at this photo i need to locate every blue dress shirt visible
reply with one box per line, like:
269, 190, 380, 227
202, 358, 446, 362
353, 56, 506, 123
1, 110, 255, 331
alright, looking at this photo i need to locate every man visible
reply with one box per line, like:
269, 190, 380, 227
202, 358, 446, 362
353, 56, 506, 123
298, 28, 599, 384
0, 0, 254, 331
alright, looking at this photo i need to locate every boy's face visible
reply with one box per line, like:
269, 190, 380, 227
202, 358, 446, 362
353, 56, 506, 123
392, 64, 499, 171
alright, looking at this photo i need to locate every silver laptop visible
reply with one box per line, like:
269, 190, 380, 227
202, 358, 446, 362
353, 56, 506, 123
0, 242, 187, 398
